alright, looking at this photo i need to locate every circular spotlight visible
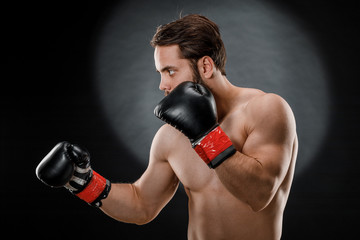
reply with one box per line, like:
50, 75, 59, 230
92, 0, 330, 177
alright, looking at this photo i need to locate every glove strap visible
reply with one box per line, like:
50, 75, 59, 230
193, 126, 236, 168
76, 171, 111, 207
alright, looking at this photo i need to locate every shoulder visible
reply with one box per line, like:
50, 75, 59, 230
154, 124, 183, 143
151, 124, 184, 160
244, 92, 296, 141
246, 92, 295, 123
152, 124, 177, 149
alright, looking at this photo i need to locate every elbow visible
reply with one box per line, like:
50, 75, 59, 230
247, 182, 277, 212
125, 216, 154, 226
134, 214, 155, 225
248, 198, 270, 212
132, 208, 158, 225
133, 219, 152, 226
112, 207, 157, 225
128, 184, 159, 225
111, 212, 154, 226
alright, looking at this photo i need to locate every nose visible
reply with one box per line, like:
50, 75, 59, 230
159, 75, 170, 92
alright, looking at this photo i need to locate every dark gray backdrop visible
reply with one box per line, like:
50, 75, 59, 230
2, 0, 359, 239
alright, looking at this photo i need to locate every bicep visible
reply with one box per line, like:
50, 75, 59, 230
134, 126, 179, 214
242, 94, 296, 186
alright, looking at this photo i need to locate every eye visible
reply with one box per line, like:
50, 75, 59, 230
168, 70, 175, 76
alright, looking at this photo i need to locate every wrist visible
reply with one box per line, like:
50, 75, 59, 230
193, 126, 236, 168
75, 170, 111, 207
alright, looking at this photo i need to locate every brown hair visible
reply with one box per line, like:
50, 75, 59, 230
150, 14, 227, 77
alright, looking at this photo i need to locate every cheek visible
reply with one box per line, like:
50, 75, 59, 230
172, 72, 193, 89
179, 67, 196, 82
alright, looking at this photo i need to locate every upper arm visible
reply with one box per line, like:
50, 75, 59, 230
133, 125, 179, 220
243, 94, 297, 193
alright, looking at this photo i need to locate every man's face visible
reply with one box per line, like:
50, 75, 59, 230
154, 45, 200, 96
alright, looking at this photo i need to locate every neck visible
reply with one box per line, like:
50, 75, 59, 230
205, 75, 238, 122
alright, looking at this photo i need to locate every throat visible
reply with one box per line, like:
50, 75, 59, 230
215, 96, 238, 123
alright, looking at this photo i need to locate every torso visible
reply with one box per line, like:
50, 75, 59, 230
160, 87, 297, 240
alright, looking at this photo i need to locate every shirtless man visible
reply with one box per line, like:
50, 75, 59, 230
36, 14, 298, 240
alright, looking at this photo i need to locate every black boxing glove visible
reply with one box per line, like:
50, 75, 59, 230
154, 81, 236, 168
36, 141, 111, 207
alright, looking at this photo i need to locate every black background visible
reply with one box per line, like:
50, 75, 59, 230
2, 0, 359, 239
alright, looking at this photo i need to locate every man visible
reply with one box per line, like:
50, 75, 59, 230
36, 14, 298, 240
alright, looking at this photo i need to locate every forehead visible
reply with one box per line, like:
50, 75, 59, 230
154, 45, 184, 69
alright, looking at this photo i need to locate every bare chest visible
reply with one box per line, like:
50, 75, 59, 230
167, 111, 248, 192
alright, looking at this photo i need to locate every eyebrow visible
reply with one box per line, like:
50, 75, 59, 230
156, 65, 177, 73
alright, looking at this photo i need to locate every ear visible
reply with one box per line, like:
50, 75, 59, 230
198, 56, 214, 79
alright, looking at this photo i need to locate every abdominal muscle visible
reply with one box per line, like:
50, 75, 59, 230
184, 176, 283, 240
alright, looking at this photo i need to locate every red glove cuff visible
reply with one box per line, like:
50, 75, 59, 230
76, 171, 108, 206
194, 126, 236, 168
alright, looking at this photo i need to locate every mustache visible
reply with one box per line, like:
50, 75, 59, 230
163, 78, 203, 97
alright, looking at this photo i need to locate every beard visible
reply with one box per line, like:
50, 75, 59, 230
190, 59, 203, 85
164, 59, 210, 96
190, 60, 213, 92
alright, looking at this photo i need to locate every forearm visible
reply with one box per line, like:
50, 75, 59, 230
100, 183, 153, 225
35, 141, 176, 224
215, 151, 275, 212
